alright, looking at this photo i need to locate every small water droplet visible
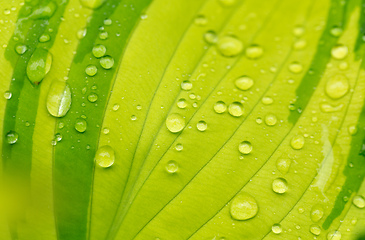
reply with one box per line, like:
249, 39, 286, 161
204, 30, 218, 44
80, 0, 106, 9
265, 114, 277, 126
290, 135, 305, 150
320, 102, 344, 113
214, 101, 227, 113
175, 143, 183, 151
58, 122, 65, 129
112, 104, 119, 111
288, 62, 303, 73
256, 117, 263, 124
352, 195, 365, 208
331, 44, 348, 59
181, 80, 193, 90
47, 80, 72, 118
310, 204, 324, 222
310, 224, 321, 236
330, 27, 343, 37
228, 102, 244, 117
4, 91, 12, 100
234, 76, 254, 90
327, 230, 341, 240
194, 15, 207, 26
197, 120, 207, 132
131, 115, 137, 121
166, 160, 178, 173
87, 93, 98, 103
293, 39, 307, 50
272, 178, 288, 194
293, 25, 305, 36
104, 18, 112, 25
92, 44, 106, 58
230, 193, 258, 220
55, 133, 62, 142
261, 96, 273, 105
217, 36, 243, 57
166, 113, 185, 133
6, 131, 18, 144
15, 44, 27, 55
245, 45, 263, 59
348, 124, 357, 135
85, 65, 97, 76
272, 223, 282, 234
102, 127, 110, 134
238, 141, 252, 155
177, 98, 187, 109
276, 158, 291, 174
75, 118, 87, 133
77, 28, 87, 39
26, 48, 52, 85
100, 56, 114, 69
95, 145, 114, 168
99, 31, 108, 40
39, 34, 50, 42
325, 75, 349, 99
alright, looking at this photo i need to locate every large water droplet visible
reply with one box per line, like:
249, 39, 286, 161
290, 135, 305, 150
80, 0, 106, 9
310, 204, 324, 222
6, 131, 18, 145
325, 75, 349, 99
235, 76, 254, 90
95, 145, 115, 168
214, 101, 227, 113
276, 158, 291, 174
245, 45, 263, 59
100, 56, 114, 69
181, 80, 193, 90
92, 44, 106, 58
265, 114, 277, 126
238, 141, 252, 154
47, 80, 72, 118
230, 193, 258, 220
327, 230, 341, 240
75, 118, 87, 133
217, 36, 243, 57
272, 223, 282, 234
310, 224, 321, 236
166, 113, 185, 133
194, 15, 207, 26
228, 102, 244, 117
331, 44, 348, 60
353, 195, 365, 208
166, 160, 178, 173
26, 48, 52, 85
272, 178, 288, 194
197, 120, 207, 132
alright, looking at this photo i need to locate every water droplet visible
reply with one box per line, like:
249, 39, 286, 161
55, 133, 62, 142
39, 34, 50, 43
88, 93, 98, 103
219, 0, 236, 6
102, 127, 110, 134
181, 80, 193, 90
58, 122, 65, 129
293, 25, 305, 36
288, 62, 303, 73
276, 158, 291, 174
131, 115, 137, 121
325, 75, 349, 99
30, 2, 57, 19
327, 230, 341, 240
95, 145, 114, 168
230, 193, 258, 220
255, 117, 263, 124
4, 91, 12, 100
194, 15, 207, 26
272, 178, 288, 194
99, 31, 108, 40
234, 76, 254, 90
166, 113, 185, 133
46, 80, 72, 118
112, 104, 120, 111
6, 131, 18, 144
15, 44, 27, 55
175, 143, 183, 151
331, 44, 348, 60
262, 96, 273, 105
265, 114, 277, 126
217, 36, 243, 57
348, 124, 357, 135
197, 120, 207, 132
214, 101, 227, 113
80, 0, 106, 9
204, 30, 218, 44
75, 118, 87, 133
4, 9, 10, 15
330, 27, 343, 37
290, 135, 305, 150
310, 224, 321, 236
320, 103, 344, 113
26, 48, 52, 85
166, 160, 178, 173
245, 45, 263, 59
85, 65, 97, 76
238, 141, 252, 154
293, 39, 307, 50
92, 44, 106, 58
310, 204, 324, 222
177, 98, 187, 109
228, 102, 244, 117
100, 56, 114, 69
272, 224, 282, 234
77, 28, 87, 39
104, 18, 112, 25
339, 61, 348, 70
352, 195, 365, 208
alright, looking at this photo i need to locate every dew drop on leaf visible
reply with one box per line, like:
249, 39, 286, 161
39, 34, 50, 43
85, 65, 98, 76
261, 96, 273, 105
325, 75, 349, 99
4, 91, 12, 100
194, 15, 207, 26
46, 80, 72, 118
100, 56, 114, 69
245, 45, 263, 59
293, 25, 305, 37
77, 28, 87, 39
87, 93, 98, 103
352, 195, 365, 208
276, 158, 291, 174
112, 104, 119, 111
177, 98, 187, 109
80, 0, 106, 9
181, 80, 193, 90
166, 113, 185, 133
15, 44, 27, 55
103, 127, 110, 135
272, 178, 288, 194
228, 102, 244, 117
310, 204, 324, 222
26, 48, 52, 85
330, 26, 343, 37
271, 223, 282, 234
288, 61, 303, 73
310, 224, 321, 236
103, 18, 112, 25
320, 102, 344, 113
327, 230, 341, 240
99, 31, 108, 40
175, 143, 183, 152
234, 76, 254, 90
230, 193, 258, 220
214, 101, 227, 113
197, 120, 207, 132
6, 131, 18, 145
256, 117, 263, 124
217, 36, 243, 57
331, 44, 348, 60
165, 160, 178, 173
265, 114, 277, 126
204, 30, 218, 44
348, 124, 358, 135
293, 39, 307, 50
75, 118, 87, 133
290, 135, 305, 150
238, 141, 252, 155
95, 145, 115, 168
92, 44, 106, 58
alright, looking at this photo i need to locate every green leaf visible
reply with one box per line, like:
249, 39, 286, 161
1, 0, 365, 239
